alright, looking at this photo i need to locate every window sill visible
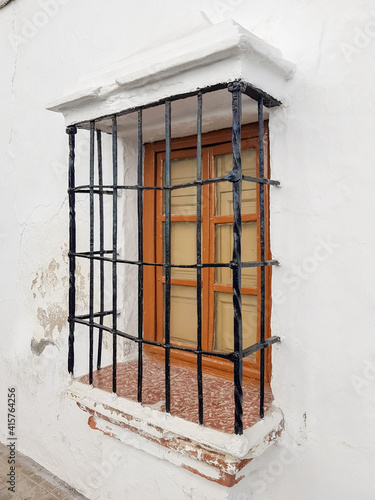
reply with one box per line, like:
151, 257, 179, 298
68, 360, 284, 487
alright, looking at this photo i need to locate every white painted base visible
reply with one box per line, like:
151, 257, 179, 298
68, 380, 284, 487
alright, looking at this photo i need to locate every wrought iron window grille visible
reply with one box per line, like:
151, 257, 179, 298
67, 80, 281, 435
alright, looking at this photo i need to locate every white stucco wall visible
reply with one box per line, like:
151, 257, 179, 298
1, 1, 375, 499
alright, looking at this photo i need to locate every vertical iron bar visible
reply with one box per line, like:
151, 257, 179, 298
164, 100, 171, 413
67, 125, 77, 375
89, 122, 95, 385
97, 130, 104, 370
196, 92, 204, 425
258, 97, 266, 419
112, 116, 118, 394
229, 82, 244, 435
137, 110, 144, 403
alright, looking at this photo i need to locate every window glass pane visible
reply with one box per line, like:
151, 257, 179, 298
164, 222, 196, 280
214, 293, 257, 362
215, 149, 257, 216
164, 157, 197, 215
215, 222, 257, 287
168, 285, 197, 346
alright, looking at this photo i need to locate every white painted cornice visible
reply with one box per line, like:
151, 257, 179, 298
47, 11, 295, 126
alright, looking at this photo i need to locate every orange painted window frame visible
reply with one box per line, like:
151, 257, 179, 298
143, 123, 272, 384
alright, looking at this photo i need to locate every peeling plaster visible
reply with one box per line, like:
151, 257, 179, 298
30, 337, 56, 356
30, 247, 89, 340
36, 303, 65, 338
31, 254, 69, 338
31, 258, 63, 299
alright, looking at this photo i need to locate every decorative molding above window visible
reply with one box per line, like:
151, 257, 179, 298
47, 11, 295, 126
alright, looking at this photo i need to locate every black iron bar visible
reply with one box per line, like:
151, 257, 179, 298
112, 115, 118, 394
89, 121, 95, 385
76, 310, 113, 320
71, 251, 278, 269
72, 173, 277, 193
137, 109, 144, 403
196, 91, 203, 425
73, 82, 280, 129
241, 260, 279, 268
74, 84, 228, 127
97, 130, 104, 370
242, 176, 280, 187
71, 317, 235, 358
71, 316, 278, 359
229, 81, 245, 435
74, 189, 113, 195
241, 83, 281, 108
75, 250, 113, 256
67, 125, 77, 375
242, 336, 280, 358
258, 97, 266, 419
164, 100, 171, 413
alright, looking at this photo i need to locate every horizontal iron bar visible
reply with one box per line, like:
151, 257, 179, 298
72, 81, 280, 129
242, 82, 281, 108
76, 250, 113, 256
71, 174, 279, 194
70, 252, 278, 269
242, 176, 280, 187
74, 189, 113, 195
69, 316, 233, 360
75, 310, 113, 320
75, 83, 229, 128
70, 317, 279, 361
241, 259, 279, 268
241, 336, 280, 359
71, 177, 228, 193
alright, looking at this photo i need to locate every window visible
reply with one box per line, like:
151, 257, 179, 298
49, 16, 294, 482
143, 124, 272, 385
66, 82, 280, 435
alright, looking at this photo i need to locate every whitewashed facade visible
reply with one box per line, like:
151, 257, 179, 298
1, 1, 375, 499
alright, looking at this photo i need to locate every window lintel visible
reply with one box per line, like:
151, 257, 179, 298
47, 12, 295, 127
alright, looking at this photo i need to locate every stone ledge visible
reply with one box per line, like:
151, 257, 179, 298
47, 12, 295, 126
68, 380, 284, 487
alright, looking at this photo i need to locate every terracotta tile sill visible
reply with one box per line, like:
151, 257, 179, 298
78, 355, 274, 433
68, 357, 284, 487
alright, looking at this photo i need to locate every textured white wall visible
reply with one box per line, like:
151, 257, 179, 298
1, 0, 375, 499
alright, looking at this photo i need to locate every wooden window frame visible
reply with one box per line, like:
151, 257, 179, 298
143, 123, 272, 385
